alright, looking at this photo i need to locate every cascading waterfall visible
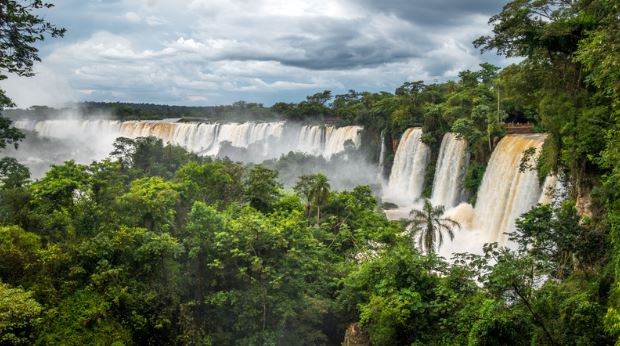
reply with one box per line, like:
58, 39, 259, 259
323, 125, 363, 159
14, 119, 361, 160
384, 128, 430, 205
382, 131, 553, 256
14, 119, 122, 139
378, 130, 386, 180
538, 175, 558, 205
430, 133, 469, 209
297, 125, 325, 156
473, 134, 546, 244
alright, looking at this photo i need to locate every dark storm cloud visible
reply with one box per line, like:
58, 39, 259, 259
215, 18, 433, 70
357, 0, 504, 26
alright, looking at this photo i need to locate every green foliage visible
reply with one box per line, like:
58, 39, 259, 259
111, 136, 203, 179
512, 201, 607, 278
36, 290, 131, 345
338, 244, 477, 345
0, 226, 40, 285
463, 161, 486, 204
0, 117, 25, 149
119, 177, 180, 232
0, 157, 30, 188
243, 165, 282, 212
0, 282, 43, 345
294, 173, 330, 225
467, 299, 531, 346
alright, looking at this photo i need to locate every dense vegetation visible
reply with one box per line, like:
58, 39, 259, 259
1, 0, 620, 344
0, 136, 611, 345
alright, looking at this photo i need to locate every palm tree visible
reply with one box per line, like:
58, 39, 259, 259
294, 175, 315, 219
311, 174, 330, 225
406, 199, 460, 254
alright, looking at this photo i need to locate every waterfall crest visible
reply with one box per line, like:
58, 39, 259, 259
384, 128, 430, 205
430, 133, 468, 209
473, 134, 546, 244
15, 119, 361, 160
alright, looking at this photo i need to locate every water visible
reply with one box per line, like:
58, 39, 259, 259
473, 134, 546, 244
14, 119, 362, 162
383, 132, 553, 257
383, 128, 430, 206
430, 133, 468, 209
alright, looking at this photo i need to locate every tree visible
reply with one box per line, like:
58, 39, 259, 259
0, 157, 29, 188
119, 177, 180, 232
0, 282, 43, 345
0, 0, 65, 149
243, 165, 281, 212
311, 174, 330, 225
338, 243, 477, 345
294, 174, 316, 219
406, 199, 460, 254
174, 161, 243, 208
511, 201, 606, 278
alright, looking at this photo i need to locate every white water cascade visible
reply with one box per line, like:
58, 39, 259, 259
430, 133, 469, 209
384, 128, 430, 205
377, 130, 387, 180
380, 131, 553, 256
13, 119, 362, 162
436, 134, 549, 257
473, 134, 546, 244
14, 119, 122, 139
323, 125, 363, 159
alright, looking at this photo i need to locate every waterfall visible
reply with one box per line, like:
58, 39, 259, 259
538, 175, 557, 205
430, 133, 468, 209
473, 134, 546, 244
293, 125, 363, 159
14, 119, 121, 139
14, 119, 361, 161
297, 125, 326, 156
384, 128, 430, 205
323, 125, 363, 159
378, 130, 386, 180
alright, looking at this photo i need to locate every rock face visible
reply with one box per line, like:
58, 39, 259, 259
343, 323, 370, 346
576, 194, 593, 219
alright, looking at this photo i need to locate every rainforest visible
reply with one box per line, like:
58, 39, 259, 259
1, 0, 620, 345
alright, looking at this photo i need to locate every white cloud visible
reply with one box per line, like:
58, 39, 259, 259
0, 64, 76, 108
10, 0, 508, 105
123, 11, 141, 23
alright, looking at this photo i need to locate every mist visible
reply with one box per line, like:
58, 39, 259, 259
5, 109, 382, 192
4, 108, 119, 178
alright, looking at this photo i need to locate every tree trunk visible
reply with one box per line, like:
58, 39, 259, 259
513, 284, 556, 346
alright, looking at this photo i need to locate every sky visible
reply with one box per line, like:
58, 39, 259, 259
1, 0, 511, 107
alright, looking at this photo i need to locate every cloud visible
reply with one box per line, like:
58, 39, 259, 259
0, 64, 77, 108
2, 0, 508, 106
123, 11, 141, 23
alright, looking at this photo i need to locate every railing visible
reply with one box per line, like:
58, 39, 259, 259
505, 123, 534, 134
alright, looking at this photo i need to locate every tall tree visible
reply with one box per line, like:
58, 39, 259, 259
294, 174, 317, 219
406, 199, 460, 254
243, 165, 281, 213
0, 1, 65, 149
311, 174, 330, 225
